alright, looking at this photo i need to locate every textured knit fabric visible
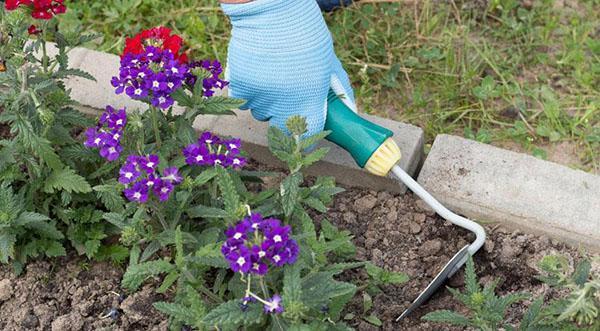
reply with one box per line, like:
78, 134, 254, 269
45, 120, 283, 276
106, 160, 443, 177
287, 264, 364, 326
221, 0, 356, 137
316, 0, 353, 12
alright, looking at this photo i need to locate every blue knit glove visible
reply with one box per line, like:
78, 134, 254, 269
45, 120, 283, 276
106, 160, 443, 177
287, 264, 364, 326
221, 0, 356, 137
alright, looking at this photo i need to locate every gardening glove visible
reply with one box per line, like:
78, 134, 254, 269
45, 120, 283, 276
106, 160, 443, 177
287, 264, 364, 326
317, 0, 353, 12
221, 0, 357, 137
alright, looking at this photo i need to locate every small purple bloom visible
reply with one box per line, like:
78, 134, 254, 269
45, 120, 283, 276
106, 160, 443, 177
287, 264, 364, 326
99, 144, 122, 161
142, 174, 161, 188
124, 182, 149, 203
84, 127, 101, 148
119, 162, 141, 184
226, 246, 252, 273
139, 154, 159, 174
263, 295, 284, 314
153, 180, 173, 202
225, 222, 250, 244
162, 167, 182, 184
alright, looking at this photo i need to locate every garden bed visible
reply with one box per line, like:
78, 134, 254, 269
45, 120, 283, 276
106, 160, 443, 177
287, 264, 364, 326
0, 181, 587, 330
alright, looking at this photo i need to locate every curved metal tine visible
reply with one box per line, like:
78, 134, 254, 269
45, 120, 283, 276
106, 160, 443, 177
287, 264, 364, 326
396, 245, 470, 321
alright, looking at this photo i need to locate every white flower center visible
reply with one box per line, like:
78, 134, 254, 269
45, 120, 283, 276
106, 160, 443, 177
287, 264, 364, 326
133, 192, 141, 199
233, 159, 241, 165
159, 97, 166, 103
146, 162, 154, 168
113, 133, 120, 140
134, 88, 142, 95
258, 251, 266, 258
273, 235, 282, 243
273, 255, 281, 262
125, 172, 133, 179
171, 67, 178, 74
152, 81, 159, 88
236, 257, 246, 266
214, 159, 221, 165
138, 72, 145, 78
161, 187, 169, 193
167, 82, 174, 88
195, 155, 203, 161
147, 52, 153, 57
108, 147, 116, 153
253, 263, 259, 270
116, 119, 123, 125
233, 232, 242, 240
146, 180, 155, 187
94, 138, 101, 144
229, 143, 237, 149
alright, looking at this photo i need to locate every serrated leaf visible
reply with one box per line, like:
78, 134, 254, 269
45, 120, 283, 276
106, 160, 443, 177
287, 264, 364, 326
122, 259, 175, 291
45, 241, 66, 257
422, 310, 471, 326
302, 147, 329, 168
193, 168, 218, 186
44, 167, 92, 194
216, 167, 241, 218
202, 300, 263, 327
283, 263, 302, 303
156, 271, 179, 294
187, 205, 229, 219
281, 172, 303, 218
0, 232, 17, 263
153, 301, 197, 324
572, 259, 591, 286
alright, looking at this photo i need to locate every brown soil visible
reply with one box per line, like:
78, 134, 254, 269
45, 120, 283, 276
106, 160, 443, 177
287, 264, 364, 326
0, 185, 589, 330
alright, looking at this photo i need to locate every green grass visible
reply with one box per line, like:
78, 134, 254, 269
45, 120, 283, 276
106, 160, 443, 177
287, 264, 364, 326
62, 0, 600, 172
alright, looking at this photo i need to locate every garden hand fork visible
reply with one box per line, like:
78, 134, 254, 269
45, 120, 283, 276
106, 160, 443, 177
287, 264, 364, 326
323, 91, 486, 320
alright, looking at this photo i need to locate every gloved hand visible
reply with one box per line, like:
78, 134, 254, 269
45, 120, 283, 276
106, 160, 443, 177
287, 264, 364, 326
221, 0, 356, 137
317, 0, 353, 12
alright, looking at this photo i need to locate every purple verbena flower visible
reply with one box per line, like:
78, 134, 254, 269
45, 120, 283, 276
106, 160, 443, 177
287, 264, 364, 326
263, 295, 284, 314
124, 181, 149, 203
119, 162, 141, 184
153, 180, 173, 202
112, 46, 189, 110
162, 167, 182, 184
221, 213, 298, 275
226, 245, 252, 274
83, 106, 127, 162
185, 59, 229, 97
182, 131, 247, 169
139, 154, 159, 174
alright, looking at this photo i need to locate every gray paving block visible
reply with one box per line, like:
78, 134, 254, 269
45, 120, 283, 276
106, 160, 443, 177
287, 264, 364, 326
418, 134, 600, 250
65, 47, 424, 193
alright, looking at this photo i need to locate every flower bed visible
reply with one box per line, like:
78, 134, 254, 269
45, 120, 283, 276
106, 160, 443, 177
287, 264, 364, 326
0, 180, 594, 330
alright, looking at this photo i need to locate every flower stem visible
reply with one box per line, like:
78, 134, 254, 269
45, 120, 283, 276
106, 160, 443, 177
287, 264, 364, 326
150, 106, 162, 149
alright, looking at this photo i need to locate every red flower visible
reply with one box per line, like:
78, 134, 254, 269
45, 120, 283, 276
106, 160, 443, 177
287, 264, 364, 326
28, 25, 42, 35
5, 0, 66, 20
122, 27, 188, 63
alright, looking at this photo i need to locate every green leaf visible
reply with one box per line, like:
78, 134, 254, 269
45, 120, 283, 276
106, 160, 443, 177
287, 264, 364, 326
0, 232, 17, 263
572, 259, 591, 286
286, 115, 308, 136
301, 272, 357, 310
44, 167, 92, 194
422, 310, 471, 326
186, 205, 229, 219
363, 314, 382, 327
45, 241, 66, 257
93, 184, 125, 212
283, 263, 303, 303
301, 147, 329, 168
193, 243, 228, 268
156, 271, 179, 294
268, 126, 295, 162
202, 300, 263, 327
193, 168, 218, 186
281, 172, 303, 218
216, 167, 241, 218
122, 259, 175, 291
153, 301, 197, 324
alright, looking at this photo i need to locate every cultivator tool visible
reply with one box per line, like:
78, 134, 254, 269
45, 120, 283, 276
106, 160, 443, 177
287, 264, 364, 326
324, 91, 486, 320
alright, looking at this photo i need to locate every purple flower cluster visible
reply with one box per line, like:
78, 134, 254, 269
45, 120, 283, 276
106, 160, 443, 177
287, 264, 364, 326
185, 59, 228, 97
84, 106, 127, 161
119, 155, 182, 203
221, 213, 299, 276
182, 131, 246, 169
240, 294, 284, 315
111, 45, 189, 109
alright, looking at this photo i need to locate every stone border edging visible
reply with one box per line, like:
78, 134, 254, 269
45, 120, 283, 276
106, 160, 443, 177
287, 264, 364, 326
417, 134, 600, 251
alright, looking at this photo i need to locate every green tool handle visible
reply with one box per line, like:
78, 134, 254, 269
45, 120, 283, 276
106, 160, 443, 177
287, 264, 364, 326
324, 91, 393, 168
